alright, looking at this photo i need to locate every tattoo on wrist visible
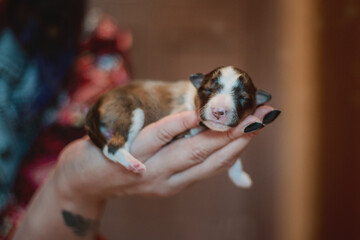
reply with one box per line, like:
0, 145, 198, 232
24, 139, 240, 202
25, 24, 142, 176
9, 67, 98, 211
62, 210, 97, 237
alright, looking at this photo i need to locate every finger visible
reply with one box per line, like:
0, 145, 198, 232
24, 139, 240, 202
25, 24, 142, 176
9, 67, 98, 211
167, 106, 275, 187
254, 105, 274, 119
130, 111, 199, 161
168, 134, 254, 187
230, 106, 275, 136
133, 106, 273, 162
144, 112, 260, 174
146, 106, 273, 174
255, 105, 282, 125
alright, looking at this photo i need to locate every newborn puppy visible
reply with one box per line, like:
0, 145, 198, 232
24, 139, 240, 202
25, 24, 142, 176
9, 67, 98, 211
85, 66, 271, 188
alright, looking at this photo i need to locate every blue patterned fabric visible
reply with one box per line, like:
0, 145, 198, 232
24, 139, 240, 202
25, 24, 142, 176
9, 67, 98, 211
0, 28, 39, 210
0, 28, 74, 211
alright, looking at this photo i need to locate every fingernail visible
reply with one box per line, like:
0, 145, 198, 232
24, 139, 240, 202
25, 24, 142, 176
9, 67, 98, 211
262, 110, 281, 125
243, 122, 264, 133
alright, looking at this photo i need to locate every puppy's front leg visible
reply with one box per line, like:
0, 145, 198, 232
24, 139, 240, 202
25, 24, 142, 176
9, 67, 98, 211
228, 159, 252, 188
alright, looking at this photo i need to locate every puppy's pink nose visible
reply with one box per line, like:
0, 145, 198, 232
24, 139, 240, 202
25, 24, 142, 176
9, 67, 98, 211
212, 108, 227, 120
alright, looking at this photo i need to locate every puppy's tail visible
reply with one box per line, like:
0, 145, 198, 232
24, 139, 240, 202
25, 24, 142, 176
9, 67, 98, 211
85, 98, 107, 149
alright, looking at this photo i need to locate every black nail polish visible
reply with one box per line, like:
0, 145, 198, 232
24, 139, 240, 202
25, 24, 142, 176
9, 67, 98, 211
244, 122, 264, 133
262, 110, 281, 125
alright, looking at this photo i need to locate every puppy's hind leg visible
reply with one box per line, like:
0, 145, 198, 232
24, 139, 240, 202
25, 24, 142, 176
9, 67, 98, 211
103, 144, 145, 173
103, 108, 146, 173
228, 158, 252, 188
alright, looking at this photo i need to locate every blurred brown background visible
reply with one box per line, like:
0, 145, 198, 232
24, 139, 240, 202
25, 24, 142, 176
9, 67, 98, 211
90, 0, 360, 240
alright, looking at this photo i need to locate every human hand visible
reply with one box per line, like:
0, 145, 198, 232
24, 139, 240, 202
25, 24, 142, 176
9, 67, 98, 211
54, 105, 277, 204
128, 105, 277, 196
14, 105, 279, 240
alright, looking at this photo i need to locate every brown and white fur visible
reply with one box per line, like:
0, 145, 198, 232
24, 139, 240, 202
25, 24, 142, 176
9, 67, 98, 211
85, 66, 271, 188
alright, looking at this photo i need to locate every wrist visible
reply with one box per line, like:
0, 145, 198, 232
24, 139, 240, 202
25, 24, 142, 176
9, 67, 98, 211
13, 172, 106, 240
53, 139, 110, 211
51, 166, 106, 219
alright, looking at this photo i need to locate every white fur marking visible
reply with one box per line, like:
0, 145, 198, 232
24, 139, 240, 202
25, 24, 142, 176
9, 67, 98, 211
218, 66, 241, 96
228, 158, 252, 188
127, 108, 145, 148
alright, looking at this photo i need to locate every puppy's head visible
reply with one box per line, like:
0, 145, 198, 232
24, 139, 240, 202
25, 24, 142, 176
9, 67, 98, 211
190, 66, 271, 132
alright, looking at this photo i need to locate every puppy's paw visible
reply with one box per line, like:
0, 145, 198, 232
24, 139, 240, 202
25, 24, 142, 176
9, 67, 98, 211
228, 159, 253, 188
121, 152, 146, 173
230, 172, 253, 188
127, 162, 146, 173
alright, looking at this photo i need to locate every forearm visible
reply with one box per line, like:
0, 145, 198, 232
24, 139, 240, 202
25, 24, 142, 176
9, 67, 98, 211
13, 171, 106, 240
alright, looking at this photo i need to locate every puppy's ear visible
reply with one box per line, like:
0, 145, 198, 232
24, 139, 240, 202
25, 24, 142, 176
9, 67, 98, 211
256, 89, 272, 106
190, 73, 204, 89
